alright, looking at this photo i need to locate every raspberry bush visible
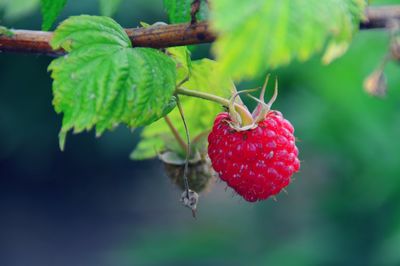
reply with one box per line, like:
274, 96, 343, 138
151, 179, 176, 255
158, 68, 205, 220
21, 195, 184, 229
1, 0, 397, 213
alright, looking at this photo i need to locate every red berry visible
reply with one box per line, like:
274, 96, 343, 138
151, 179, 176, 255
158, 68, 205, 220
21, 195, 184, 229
208, 111, 300, 202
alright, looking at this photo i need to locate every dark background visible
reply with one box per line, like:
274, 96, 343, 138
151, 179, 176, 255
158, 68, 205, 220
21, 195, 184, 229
1, 0, 400, 265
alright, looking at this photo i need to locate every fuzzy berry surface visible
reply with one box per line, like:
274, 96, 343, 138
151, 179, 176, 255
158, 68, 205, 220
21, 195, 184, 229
208, 111, 300, 202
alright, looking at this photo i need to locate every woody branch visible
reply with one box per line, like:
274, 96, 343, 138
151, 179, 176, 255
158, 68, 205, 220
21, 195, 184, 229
0, 6, 399, 56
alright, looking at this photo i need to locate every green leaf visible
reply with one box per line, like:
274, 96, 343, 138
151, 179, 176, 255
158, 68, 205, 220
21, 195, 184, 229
211, 0, 366, 80
0, 0, 39, 21
322, 0, 366, 64
99, 0, 123, 17
130, 134, 168, 160
50, 15, 131, 51
131, 58, 233, 160
48, 15, 176, 150
163, 0, 208, 23
167, 46, 192, 83
40, 0, 67, 31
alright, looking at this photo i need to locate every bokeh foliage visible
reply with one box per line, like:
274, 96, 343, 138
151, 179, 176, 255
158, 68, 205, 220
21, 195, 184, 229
108, 27, 400, 266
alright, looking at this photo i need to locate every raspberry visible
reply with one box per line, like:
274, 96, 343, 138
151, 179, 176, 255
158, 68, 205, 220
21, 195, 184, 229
208, 111, 300, 202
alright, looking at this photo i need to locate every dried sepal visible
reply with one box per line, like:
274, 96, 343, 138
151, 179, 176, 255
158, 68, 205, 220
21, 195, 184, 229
180, 189, 199, 216
363, 69, 387, 98
251, 76, 279, 123
227, 74, 280, 131
228, 89, 258, 131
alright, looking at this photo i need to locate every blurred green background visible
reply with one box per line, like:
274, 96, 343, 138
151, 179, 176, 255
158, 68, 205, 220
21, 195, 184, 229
1, 0, 400, 265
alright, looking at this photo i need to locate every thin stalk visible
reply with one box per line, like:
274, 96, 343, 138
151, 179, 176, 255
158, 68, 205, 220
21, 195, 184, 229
176, 95, 196, 217
176, 87, 252, 117
164, 116, 188, 152
176, 87, 230, 107
176, 96, 190, 194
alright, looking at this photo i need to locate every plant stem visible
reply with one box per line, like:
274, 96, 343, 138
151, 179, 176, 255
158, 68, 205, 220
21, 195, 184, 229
176, 95, 197, 218
175, 87, 230, 107
164, 116, 188, 151
176, 87, 252, 117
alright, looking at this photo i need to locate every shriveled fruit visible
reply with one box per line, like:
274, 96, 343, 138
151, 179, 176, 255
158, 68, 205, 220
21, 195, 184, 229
159, 151, 214, 192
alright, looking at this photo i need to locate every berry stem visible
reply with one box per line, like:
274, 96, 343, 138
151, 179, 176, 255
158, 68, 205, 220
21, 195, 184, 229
176, 87, 230, 107
164, 116, 188, 152
176, 87, 254, 124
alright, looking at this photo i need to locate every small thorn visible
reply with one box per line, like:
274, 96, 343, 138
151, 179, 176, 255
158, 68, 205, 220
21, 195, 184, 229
272, 196, 278, 202
282, 188, 288, 195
